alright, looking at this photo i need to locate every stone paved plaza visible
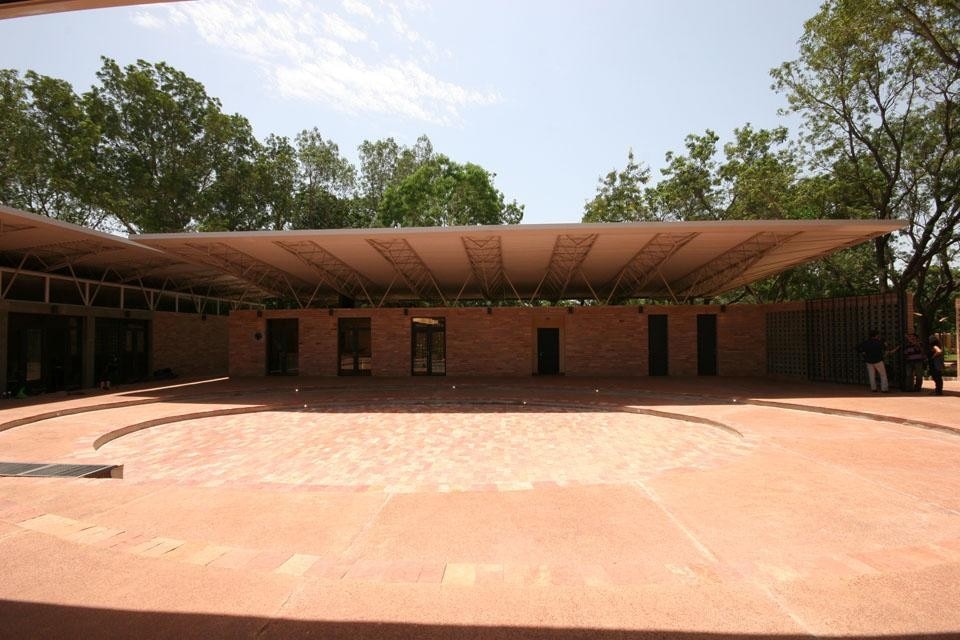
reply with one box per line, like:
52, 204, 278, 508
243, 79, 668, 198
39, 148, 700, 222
0, 376, 958, 639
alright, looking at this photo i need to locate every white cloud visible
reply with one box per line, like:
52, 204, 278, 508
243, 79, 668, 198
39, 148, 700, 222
131, 10, 166, 30
342, 0, 376, 21
129, 0, 497, 125
321, 13, 367, 43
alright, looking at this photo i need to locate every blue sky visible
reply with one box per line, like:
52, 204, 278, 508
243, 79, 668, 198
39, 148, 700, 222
0, 0, 822, 224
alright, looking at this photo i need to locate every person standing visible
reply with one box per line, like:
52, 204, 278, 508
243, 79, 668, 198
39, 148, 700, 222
928, 335, 945, 396
857, 329, 889, 393
903, 333, 926, 392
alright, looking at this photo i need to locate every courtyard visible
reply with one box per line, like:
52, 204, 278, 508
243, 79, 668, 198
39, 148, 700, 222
0, 376, 958, 638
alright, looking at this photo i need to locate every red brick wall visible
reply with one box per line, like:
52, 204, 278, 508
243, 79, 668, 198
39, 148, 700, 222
152, 311, 229, 379
229, 311, 266, 377
228, 303, 813, 378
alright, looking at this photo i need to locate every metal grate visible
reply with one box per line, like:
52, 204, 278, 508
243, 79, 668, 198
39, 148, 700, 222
0, 462, 121, 478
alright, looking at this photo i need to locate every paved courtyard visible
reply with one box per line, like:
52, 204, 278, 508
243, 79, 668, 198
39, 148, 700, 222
0, 375, 958, 639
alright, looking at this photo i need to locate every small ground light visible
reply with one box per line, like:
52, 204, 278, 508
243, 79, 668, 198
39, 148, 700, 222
595, 389, 599, 393
303, 404, 307, 408
295, 388, 299, 393
452, 385, 456, 389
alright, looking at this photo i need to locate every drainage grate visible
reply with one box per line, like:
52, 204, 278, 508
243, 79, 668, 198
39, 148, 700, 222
0, 462, 122, 479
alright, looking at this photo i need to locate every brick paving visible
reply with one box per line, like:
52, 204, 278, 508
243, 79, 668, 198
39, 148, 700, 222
0, 376, 958, 638
99, 404, 752, 490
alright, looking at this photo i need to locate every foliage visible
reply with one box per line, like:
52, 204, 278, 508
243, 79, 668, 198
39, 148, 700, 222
582, 149, 652, 222
378, 155, 523, 227
772, 0, 960, 336
0, 58, 523, 234
0, 69, 103, 227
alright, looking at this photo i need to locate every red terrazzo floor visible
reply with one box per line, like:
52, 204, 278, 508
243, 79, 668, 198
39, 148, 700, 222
0, 375, 958, 639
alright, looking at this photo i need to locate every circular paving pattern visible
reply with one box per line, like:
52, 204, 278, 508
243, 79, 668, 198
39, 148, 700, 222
99, 403, 753, 490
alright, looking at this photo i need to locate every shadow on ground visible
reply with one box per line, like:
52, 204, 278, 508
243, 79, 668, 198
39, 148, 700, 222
1, 600, 955, 640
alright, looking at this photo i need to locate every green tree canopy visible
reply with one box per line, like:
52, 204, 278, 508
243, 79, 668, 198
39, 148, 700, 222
378, 155, 523, 227
772, 0, 960, 335
582, 149, 652, 222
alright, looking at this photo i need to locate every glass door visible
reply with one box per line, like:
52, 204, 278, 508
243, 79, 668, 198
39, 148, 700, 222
338, 318, 372, 375
411, 317, 445, 375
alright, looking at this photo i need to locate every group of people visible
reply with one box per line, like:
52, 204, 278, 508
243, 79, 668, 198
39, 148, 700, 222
857, 329, 945, 395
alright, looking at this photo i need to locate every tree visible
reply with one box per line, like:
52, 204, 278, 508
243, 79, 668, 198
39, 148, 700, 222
84, 57, 257, 233
582, 149, 652, 222
250, 134, 298, 231
643, 125, 802, 223
0, 69, 103, 228
291, 128, 357, 229
355, 135, 434, 227
772, 0, 960, 337
378, 155, 523, 227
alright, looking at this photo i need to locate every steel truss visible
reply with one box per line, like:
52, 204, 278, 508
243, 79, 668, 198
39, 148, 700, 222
604, 233, 698, 303
672, 232, 798, 300
0, 220, 34, 236
461, 235, 510, 301
7, 239, 123, 273
168, 242, 311, 304
275, 240, 375, 306
532, 234, 598, 302
367, 238, 445, 305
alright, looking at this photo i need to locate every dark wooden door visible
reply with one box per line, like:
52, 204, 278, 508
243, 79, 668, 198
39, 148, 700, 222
648, 314, 668, 376
537, 328, 560, 375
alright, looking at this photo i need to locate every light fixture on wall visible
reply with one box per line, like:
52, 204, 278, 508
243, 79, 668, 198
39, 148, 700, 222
254, 331, 262, 341
637, 305, 644, 314
720, 305, 727, 313
567, 307, 574, 314
256, 310, 263, 318
486, 306, 492, 315
403, 308, 409, 316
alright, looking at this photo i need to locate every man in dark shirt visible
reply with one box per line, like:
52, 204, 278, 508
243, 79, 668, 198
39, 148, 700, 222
857, 329, 889, 392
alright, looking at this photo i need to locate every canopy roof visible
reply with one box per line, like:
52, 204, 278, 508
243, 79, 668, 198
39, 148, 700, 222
0, 205, 265, 301
0, 205, 904, 306
136, 219, 905, 306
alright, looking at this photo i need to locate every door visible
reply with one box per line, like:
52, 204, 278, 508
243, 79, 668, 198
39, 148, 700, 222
338, 318, 371, 376
536, 328, 560, 375
697, 314, 718, 376
267, 319, 299, 375
411, 317, 445, 375
648, 314, 668, 376
95, 318, 149, 386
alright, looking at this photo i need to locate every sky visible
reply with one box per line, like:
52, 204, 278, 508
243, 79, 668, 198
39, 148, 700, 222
0, 0, 823, 225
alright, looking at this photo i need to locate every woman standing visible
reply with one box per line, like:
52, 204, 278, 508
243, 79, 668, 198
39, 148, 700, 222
928, 335, 945, 396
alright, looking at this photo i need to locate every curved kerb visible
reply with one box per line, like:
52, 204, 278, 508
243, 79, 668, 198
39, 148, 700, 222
92, 398, 741, 451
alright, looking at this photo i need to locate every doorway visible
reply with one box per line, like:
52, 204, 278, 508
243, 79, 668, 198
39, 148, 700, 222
7, 313, 84, 393
338, 318, 371, 376
648, 314, 668, 376
266, 319, 299, 375
536, 327, 561, 375
697, 314, 718, 376
411, 317, 445, 375
95, 318, 149, 387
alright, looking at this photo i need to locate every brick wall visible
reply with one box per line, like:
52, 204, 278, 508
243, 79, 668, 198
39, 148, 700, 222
228, 303, 812, 378
152, 311, 229, 378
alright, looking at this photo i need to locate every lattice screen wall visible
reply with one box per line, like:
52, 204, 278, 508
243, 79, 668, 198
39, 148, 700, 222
766, 293, 907, 386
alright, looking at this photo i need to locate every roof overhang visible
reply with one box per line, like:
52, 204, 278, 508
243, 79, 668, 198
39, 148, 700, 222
136, 219, 906, 305
0, 205, 273, 301
0, 0, 173, 20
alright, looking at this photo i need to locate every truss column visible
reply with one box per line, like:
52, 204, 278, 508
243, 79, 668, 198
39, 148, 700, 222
82, 313, 96, 389
0, 308, 7, 393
